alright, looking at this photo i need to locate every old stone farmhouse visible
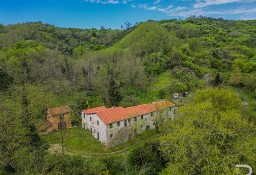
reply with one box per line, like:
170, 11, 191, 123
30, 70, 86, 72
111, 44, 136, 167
81, 100, 176, 147
38, 105, 72, 133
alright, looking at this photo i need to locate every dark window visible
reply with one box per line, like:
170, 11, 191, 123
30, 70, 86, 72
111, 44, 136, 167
134, 117, 137, 121
128, 119, 131, 123
141, 115, 144, 119
97, 132, 99, 140
124, 120, 127, 127
59, 114, 64, 120
84, 113, 86, 119
58, 121, 66, 130
90, 117, 92, 121
90, 128, 92, 133
97, 120, 99, 125
169, 107, 172, 111
117, 121, 120, 126
151, 113, 154, 117
110, 124, 113, 128
110, 134, 113, 138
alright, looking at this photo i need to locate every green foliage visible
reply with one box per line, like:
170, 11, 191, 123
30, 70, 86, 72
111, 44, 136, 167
117, 22, 177, 56
159, 88, 256, 175
0, 67, 13, 90
0, 22, 124, 54
129, 141, 167, 175
213, 73, 222, 86
74, 45, 86, 59
1, 17, 256, 174
44, 155, 109, 175
229, 66, 243, 86
0, 86, 49, 174
107, 71, 122, 107
193, 88, 241, 111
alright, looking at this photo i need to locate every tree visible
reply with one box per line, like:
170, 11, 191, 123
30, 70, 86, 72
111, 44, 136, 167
159, 88, 256, 175
213, 73, 222, 86
0, 67, 13, 91
129, 141, 167, 175
74, 45, 86, 59
0, 86, 48, 174
229, 66, 242, 86
108, 70, 122, 107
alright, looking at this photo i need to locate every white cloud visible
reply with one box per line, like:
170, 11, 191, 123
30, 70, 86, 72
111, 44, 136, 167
138, 3, 174, 13
84, 0, 256, 20
174, 6, 187, 11
84, 0, 132, 4
208, 7, 256, 15
162, 5, 256, 19
153, 0, 161, 5
194, 0, 243, 8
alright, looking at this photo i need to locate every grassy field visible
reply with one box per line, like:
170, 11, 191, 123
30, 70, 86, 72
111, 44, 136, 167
42, 127, 105, 153
42, 127, 158, 155
137, 70, 173, 103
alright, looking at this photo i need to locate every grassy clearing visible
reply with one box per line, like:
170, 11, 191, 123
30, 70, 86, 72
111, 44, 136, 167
148, 70, 172, 96
42, 127, 105, 153
42, 127, 158, 156
138, 70, 173, 103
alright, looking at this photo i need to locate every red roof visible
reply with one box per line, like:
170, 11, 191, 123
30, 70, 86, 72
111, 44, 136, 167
47, 105, 71, 116
83, 100, 175, 125
97, 107, 128, 124
82, 106, 107, 114
126, 104, 153, 117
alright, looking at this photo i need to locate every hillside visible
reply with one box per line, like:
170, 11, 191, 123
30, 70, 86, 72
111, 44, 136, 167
1, 17, 256, 174
1, 17, 256, 119
0, 22, 129, 54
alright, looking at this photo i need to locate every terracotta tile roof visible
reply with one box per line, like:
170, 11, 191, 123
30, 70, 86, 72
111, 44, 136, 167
126, 100, 175, 118
47, 105, 71, 116
83, 106, 107, 114
152, 100, 176, 110
126, 104, 153, 117
97, 107, 128, 124
83, 100, 175, 125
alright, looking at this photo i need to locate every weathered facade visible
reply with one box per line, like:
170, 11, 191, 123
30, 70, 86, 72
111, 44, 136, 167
81, 100, 177, 147
38, 105, 72, 133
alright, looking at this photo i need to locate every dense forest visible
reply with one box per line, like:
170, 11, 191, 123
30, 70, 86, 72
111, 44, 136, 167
1, 17, 256, 174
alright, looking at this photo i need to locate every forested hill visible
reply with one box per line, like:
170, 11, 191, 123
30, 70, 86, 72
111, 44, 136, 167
1, 17, 256, 174
0, 22, 129, 54
1, 18, 256, 104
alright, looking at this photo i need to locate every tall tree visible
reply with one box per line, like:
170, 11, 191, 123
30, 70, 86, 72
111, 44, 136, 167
108, 70, 122, 107
229, 66, 242, 86
0, 67, 13, 91
213, 73, 222, 86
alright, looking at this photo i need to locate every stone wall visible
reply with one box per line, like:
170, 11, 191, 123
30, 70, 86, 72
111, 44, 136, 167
106, 107, 177, 147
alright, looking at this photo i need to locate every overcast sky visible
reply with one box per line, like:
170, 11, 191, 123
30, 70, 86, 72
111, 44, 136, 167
1, 0, 256, 29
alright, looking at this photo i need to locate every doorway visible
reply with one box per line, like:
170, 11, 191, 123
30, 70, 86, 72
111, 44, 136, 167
97, 132, 99, 140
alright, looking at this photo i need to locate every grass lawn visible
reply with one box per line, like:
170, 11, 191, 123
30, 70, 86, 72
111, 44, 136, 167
42, 127, 158, 155
42, 127, 105, 153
